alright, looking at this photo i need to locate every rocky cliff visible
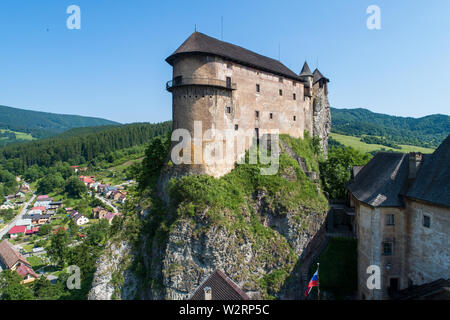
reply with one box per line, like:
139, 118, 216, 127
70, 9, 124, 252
313, 88, 331, 155
89, 135, 329, 300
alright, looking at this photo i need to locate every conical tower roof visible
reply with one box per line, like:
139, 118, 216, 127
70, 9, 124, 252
299, 61, 313, 77
313, 68, 330, 84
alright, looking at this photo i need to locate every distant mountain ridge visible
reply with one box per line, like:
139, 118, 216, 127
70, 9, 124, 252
0, 105, 120, 142
331, 107, 450, 148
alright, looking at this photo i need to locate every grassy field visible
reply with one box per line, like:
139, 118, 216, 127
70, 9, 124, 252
330, 133, 435, 154
309, 237, 357, 300
0, 129, 35, 141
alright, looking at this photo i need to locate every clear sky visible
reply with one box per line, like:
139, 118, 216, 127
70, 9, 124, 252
0, 0, 449, 124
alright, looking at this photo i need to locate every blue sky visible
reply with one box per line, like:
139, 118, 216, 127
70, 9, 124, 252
0, 0, 449, 124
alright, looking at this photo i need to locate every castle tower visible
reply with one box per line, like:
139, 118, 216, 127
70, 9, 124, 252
165, 32, 331, 177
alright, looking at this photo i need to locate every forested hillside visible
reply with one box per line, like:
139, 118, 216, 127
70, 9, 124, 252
331, 108, 450, 148
0, 105, 119, 142
0, 122, 172, 175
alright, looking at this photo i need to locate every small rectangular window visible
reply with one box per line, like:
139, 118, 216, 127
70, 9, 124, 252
234, 124, 239, 131
269, 113, 273, 120
256, 84, 260, 93
279, 77, 283, 83
226, 106, 231, 114
227, 63, 232, 69
423, 215, 431, 228
255, 111, 259, 119
293, 93, 296, 100
293, 115, 296, 121
383, 242, 393, 256
279, 89, 283, 96
386, 214, 395, 226
293, 81, 296, 86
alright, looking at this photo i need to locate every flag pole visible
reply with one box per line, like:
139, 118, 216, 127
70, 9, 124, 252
317, 263, 320, 300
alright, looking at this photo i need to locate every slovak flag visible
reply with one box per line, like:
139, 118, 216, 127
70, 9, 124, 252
304, 269, 319, 297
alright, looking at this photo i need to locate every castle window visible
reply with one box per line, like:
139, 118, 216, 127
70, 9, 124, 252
293, 81, 296, 86
256, 84, 260, 93
293, 93, 296, 100
269, 113, 273, 120
383, 242, 393, 256
279, 77, 283, 83
226, 77, 232, 88
293, 115, 296, 121
423, 215, 431, 228
386, 214, 395, 226
227, 63, 232, 69
226, 106, 231, 114
255, 111, 259, 119
234, 124, 239, 131
279, 89, 283, 96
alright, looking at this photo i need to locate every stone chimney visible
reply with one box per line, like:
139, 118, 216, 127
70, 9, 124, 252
408, 152, 423, 179
204, 286, 212, 300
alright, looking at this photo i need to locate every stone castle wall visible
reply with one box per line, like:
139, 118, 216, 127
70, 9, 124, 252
170, 54, 328, 177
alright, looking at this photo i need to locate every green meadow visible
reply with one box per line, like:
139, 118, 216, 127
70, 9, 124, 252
330, 133, 435, 154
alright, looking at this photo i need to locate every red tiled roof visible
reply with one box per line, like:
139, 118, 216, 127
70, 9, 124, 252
32, 206, 46, 211
37, 195, 49, 200
190, 269, 249, 300
16, 263, 38, 279
0, 240, 30, 269
9, 226, 27, 234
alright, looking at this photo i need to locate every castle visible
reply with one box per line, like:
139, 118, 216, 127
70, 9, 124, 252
166, 32, 331, 177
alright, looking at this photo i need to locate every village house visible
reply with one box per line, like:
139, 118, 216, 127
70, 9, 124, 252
23, 214, 51, 225
30, 206, 46, 215
19, 182, 31, 194
79, 175, 95, 187
0, 240, 38, 284
347, 134, 450, 300
189, 269, 249, 300
104, 212, 119, 225
92, 206, 108, 219
8, 226, 26, 239
72, 213, 89, 226
48, 201, 63, 210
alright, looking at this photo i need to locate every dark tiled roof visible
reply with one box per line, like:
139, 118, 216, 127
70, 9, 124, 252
190, 269, 249, 300
406, 134, 450, 207
0, 240, 30, 269
166, 32, 301, 81
299, 62, 313, 77
347, 152, 409, 207
392, 279, 450, 300
313, 68, 329, 84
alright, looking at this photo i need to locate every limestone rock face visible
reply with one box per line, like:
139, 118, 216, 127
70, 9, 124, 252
312, 88, 331, 155
159, 192, 326, 300
88, 241, 138, 300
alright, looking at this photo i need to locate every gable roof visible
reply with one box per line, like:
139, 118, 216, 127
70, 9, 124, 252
347, 152, 409, 207
9, 225, 27, 234
392, 278, 450, 300
190, 269, 249, 300
0, 240, 30, 268
16, 263, 38, 279
166, 32, 302, 81
406, 134, 450, 207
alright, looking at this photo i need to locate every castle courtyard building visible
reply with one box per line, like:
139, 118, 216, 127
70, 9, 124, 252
166, 32, 331, 177
347, 135, 450, 300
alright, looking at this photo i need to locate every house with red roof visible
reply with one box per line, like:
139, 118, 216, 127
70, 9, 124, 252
37, 195, 49, 201
0, 240, 38, 283
9, 226, 26, 239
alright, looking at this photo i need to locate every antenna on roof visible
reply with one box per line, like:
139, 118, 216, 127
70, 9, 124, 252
195, 24, 197, 32
221, 16, 223, 40
278, 43, 281, 61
